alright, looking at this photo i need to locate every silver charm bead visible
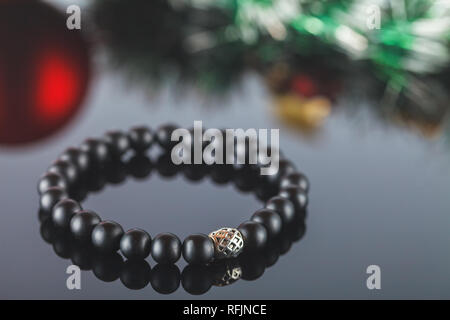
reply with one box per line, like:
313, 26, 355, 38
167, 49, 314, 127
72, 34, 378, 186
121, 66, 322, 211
208, 227, 244, 259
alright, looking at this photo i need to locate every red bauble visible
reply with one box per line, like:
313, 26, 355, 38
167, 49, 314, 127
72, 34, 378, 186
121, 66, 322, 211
0, 0, 91, 146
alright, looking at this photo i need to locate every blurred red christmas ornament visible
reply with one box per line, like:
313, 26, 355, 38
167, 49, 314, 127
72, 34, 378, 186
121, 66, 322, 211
0, 0, 91, 146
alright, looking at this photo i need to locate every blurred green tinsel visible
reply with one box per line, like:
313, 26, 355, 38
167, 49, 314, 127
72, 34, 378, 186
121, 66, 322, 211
91, 0, 450, 137
184, 0, 450, 87
93, 0, 449, 89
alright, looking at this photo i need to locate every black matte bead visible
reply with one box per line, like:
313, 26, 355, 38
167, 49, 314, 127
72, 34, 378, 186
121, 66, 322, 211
209, 165, 234, 184
181, 265, 212, 295
265, 196, 296, 225
92, 253, 124, 282
70, 246, 94, 271
91, 221, 124, 253
278, 236, 292, 255
120, 260, 151, 290
255, 183, 278, 202
150, 264, 181, 294
251, 209, 282, 238
288, 219, 306, 242
52, 235, 73, 259
40, 219, 56, 244
263, 241, 280, 267
182, 234, 215, 265
239, 252, 266, 281
238, 221, 268, 251
70, 210, 101, 240
52, 199, 82, 228
263, 158, 296, 185
278, 158, 296, 175
48, 159, 78, 184
233, 167, 259, 192
128, 126, 154, 152
60, 147, 90, 172
151, 233, 181, 264
127, 155, 152, 179
155, 124, 178, 150
120, 228, 152, 260
104, 159, 127, 184
80, 138, 110, 163
155, 153, 179, 177
40, 187, 68, 213
37, 172, 67, 194
104, 130, 130, 155
183, 165, 208, 182
280, 172, 309, 192
85, 168, 106, 192
279, 185, 308, 210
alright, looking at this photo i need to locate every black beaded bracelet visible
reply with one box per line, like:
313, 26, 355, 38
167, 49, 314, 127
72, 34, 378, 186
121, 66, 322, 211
38, 124, 309, 265
39, 203, 306, 293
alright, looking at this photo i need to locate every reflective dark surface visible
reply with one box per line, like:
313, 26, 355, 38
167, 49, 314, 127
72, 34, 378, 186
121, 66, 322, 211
38, 153, 307, 295
1, 0, 450, 299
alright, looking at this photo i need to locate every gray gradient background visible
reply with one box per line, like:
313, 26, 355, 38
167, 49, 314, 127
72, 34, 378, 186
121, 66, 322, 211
1, 1, 450, 300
